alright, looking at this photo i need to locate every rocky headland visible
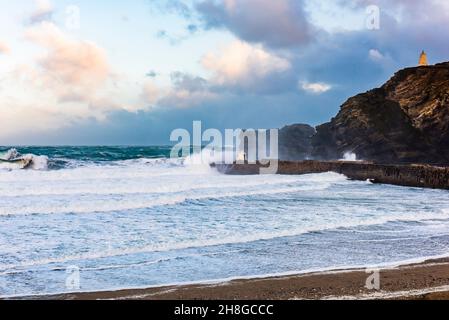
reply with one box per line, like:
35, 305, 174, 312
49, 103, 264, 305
217, 63, 449, 189
280, 62, 449, 164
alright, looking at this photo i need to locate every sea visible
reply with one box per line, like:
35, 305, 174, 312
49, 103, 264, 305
0, 146, 449, 298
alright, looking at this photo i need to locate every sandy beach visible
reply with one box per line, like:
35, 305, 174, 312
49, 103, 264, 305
16, 258, 449, 300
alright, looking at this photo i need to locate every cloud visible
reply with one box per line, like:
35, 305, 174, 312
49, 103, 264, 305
24, 22, 111, 103
338, 0, 449, 51
151, 0, 448, 103
141, 80, 162, 105
160, 87, 217, 109
146, 70, 158, 78
140, 40, 293, 110
343, 0, 449, 19
149, 0, 193, 18
0, 22, 148, 140
196, 0, 312, 48
139, 72, 218, 110
5, 0, 449, 144
171, 72, 208, 92
368, 49, 384, 61
158, 72, 218, 109
201, 40, 291, 91
187, 24, 199, 34
0, 100, 69, 141
156, 28, 197, 46
0, 41, 10, 55
300, 81, 332, 94
29, 0, 54, 24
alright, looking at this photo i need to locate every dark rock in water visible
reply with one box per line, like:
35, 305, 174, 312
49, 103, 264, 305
312, 62, 449, 164
278, 124, 315, 160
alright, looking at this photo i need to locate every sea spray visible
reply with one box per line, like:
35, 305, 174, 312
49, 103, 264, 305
342, 152, 358, 161
0, 148, 19, 160
0, 148, 49, 171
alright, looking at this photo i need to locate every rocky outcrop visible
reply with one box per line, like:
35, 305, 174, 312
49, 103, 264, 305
278, 124, 315, 160
312, 62, 449, 164
214, 63, 449, 188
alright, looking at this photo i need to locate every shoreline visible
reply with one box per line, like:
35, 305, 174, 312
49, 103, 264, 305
12, 257, 449, 300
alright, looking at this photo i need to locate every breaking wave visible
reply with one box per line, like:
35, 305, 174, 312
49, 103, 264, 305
0, 148, 49, 170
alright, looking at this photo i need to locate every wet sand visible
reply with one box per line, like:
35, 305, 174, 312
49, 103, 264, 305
18, 258, 449, 300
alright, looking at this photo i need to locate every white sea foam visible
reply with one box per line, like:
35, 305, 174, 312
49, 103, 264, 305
341, 152, 358, 161
0, 171, 340, 198
322, 285, 449, 300
0, 184, 332, 216
0, 149, 48, 171
27, 155, 49, 170
0, 148, 19, 160
1, 209, 449, 272
0, 161, 24, 170
1, 152, 449, 297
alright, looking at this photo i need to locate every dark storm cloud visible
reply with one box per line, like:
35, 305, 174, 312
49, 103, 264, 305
195, 0, 313, 48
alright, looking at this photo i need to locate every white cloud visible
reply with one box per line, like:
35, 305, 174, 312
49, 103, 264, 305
0, 22, 150, 139
145, 40, 292, 107
300, 81, 332, 94
0, 41, 10, 55
369, 49, 385, 61
160, 88, 218, 109
141, 41, 292, 109
139, 73, 220, 109
202, 40, 291, 88
141, 80, 162, 106
30, 0, 54, 24
24, 22, 111, 103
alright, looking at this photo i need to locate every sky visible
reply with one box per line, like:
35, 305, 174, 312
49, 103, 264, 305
0, 0, 448, 145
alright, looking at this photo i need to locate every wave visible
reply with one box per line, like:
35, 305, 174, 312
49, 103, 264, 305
0, 148, 173, 171
0, 146, 240, 172
1, 211, 449, 273
0, 148, 20, 160
0, 147, 214, 172
0, 148, 49, 171
0, 183, 333, 216
0, 174, 330, 197
0, 249, 247, 276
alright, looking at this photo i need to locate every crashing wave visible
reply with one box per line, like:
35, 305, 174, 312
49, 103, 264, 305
0, 148, 20, 160
0, 148, 48, 170
341, 152, 358, 162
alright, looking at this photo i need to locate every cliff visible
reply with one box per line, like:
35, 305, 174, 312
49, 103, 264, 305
312, 62, 449, 164
217, 64, 449, 188
278, 124, 315, 160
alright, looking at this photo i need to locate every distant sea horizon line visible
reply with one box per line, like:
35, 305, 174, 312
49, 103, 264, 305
0, 144, 175, 148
